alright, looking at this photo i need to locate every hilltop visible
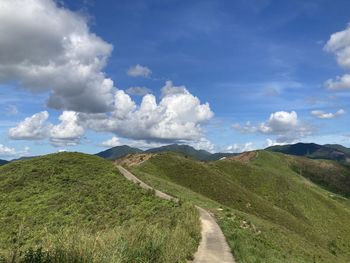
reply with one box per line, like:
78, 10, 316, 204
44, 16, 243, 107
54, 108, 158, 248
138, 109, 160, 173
267, 142, 350, 162
128, 150, 350, 263
0, 152, 200, 262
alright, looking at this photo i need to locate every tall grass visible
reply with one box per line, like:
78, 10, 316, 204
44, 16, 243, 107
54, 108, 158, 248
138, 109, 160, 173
0, 153, 200, 263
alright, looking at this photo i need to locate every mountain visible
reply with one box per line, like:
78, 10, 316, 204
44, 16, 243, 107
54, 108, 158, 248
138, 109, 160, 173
128, 151, 350, 263
0, 152, 199, 262
266, 142, 350, 162
145, 144, 213, 161
95, 145, 143, 160
97, 143, 238, 161
0, 159, 9, 166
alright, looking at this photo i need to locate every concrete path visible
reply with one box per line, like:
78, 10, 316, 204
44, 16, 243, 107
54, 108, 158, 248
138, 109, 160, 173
116, 165, 235, 263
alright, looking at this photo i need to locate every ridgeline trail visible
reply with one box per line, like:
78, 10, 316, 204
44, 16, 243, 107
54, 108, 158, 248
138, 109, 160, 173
116, 165, 235, 263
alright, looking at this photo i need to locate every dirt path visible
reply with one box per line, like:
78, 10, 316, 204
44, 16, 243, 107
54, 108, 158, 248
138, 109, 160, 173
116, 165, 235, 263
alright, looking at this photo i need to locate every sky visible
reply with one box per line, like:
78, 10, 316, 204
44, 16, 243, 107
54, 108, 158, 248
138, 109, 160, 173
1, 0, 350, 159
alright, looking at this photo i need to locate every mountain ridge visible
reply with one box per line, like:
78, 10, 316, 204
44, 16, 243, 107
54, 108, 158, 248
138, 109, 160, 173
96, 143, 238, 161
266, 142, 350, 162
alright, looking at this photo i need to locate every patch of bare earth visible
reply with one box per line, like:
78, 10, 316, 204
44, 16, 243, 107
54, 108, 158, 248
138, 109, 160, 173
115, 153, 155, 167
229, 151, 258, 163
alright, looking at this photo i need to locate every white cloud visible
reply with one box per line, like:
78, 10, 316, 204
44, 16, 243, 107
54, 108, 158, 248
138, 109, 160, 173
265, 138, 288, 147
233, 111, 312, 143
0, 144, 16, 157
101, 136, 122, 147
126, 86, 152, 96
0, 0, 115, 113
9, 81, 214, 146
226, 142, 254, 153
0, 144, 29, 157
9, 110, 84, 146
81, 81, 214, 142
324, 25, 350, 90
50, 111, 85, 146
127, 64, 152, 77
189, 137, 215, 153
9, 111, 50, 140
325, 74, 350, 90
311, 109, 345, 119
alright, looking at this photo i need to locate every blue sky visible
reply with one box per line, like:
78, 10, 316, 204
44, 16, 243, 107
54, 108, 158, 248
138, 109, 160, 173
1, 0, 350, 159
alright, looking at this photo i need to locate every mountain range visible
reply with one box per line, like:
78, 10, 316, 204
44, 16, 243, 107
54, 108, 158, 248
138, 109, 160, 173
267, 142, 350, 162
0, 159, 9, 166
96, 144, 238, 161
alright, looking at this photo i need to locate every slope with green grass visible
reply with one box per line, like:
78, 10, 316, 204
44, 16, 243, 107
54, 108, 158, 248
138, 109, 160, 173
0, 152, 200, 263
130, 151, 350, 263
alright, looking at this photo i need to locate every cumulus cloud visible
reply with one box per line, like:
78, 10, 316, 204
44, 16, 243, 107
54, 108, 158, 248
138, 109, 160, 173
233, 111, 312, 143
127, 64, 152, 77
189, 137, 215, 153
126, 86, 152, 96
101, 136, 122, 147
0, 0, 115, 113
81, 81, 214, 142
226, 142, 254, 153
0, 144, 16, 157
9, 111, 84, 146
50, 111, 85, 146
9, 81, 214, 146
324, 25, 350, 90
9, 111, 50, 140
0, 144, 30, 157
311, 109, 345, 119
265, 138, 288, 147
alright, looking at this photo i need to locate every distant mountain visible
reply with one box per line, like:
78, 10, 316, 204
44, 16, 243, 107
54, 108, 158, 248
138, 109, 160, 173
266, 142, 350, 162
145, 144, 213, 161
96, 145, 143, 160
97, 143, 239, 161
0, 159, 9, 166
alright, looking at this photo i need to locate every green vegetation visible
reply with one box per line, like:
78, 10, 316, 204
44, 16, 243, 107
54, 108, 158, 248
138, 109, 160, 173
131, 151, 350, 263
0, 152, 200, 263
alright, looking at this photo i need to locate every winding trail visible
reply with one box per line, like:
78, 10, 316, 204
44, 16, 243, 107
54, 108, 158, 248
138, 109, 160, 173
116, 165, 235, 263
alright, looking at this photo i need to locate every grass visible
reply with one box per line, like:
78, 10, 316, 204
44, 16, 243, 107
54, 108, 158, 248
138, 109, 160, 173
130, 151, 350, 263
0, 152, 200, 263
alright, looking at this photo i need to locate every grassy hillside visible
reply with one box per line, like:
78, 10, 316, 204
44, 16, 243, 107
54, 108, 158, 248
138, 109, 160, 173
130, 151, 350, 263
0, 152, 200, 263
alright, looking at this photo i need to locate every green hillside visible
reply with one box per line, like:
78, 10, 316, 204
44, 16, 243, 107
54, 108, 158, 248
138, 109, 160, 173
130, 151, 350, 263
0, 152, 200, 263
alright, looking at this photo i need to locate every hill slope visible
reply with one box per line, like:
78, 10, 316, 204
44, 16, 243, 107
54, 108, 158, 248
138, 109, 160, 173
267, 142, 350, 162
95, 145, 143, 160
129, 151, 350, 263
0, 152, 200, 263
